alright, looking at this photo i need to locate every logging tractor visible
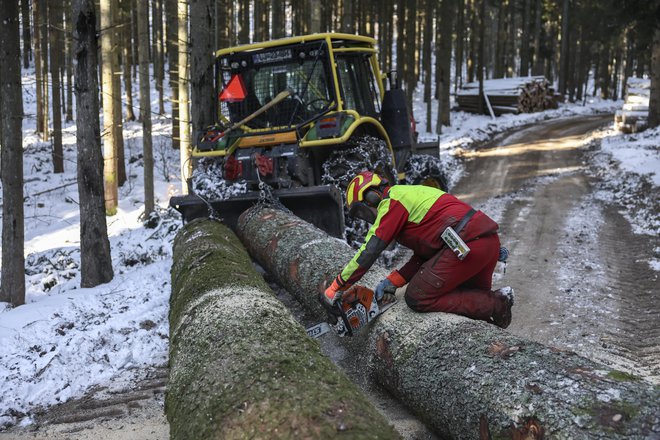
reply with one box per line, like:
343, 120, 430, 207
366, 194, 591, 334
170, 33, 448, 237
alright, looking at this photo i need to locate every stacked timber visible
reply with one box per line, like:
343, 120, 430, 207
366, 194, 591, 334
237, 205, 660, 440
615, 78, 650, 133
168, 218, 400, 440
457, 76, 558, 116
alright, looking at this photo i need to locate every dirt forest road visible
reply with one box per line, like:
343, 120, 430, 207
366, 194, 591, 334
452, 114, 660, 383
3, 114, 658, 440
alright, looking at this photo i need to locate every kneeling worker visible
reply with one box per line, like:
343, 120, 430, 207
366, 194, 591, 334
320, 171, 514, 328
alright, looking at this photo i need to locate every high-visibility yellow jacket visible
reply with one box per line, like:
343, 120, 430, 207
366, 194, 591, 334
335, 185, 498, 288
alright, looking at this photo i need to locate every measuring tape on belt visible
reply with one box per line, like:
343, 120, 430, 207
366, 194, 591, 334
440, 208, 476, 260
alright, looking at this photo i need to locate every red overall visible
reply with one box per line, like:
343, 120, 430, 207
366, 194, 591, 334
335, 184, 505, 322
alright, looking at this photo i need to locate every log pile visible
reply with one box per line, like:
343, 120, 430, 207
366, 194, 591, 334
615, 77, 650, 133
237, 205, 660, 440
168, 218, 401, 440
457, 76, 558, 116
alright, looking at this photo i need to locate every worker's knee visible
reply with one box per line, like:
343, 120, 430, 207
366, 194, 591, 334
404, 290, 425, 312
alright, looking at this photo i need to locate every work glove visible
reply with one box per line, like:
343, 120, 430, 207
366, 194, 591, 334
498, 246, 509, 262
376, 270, 407, 304
321, 278, 342, 306
319, 278, 346, 324
375, 278, 395, 301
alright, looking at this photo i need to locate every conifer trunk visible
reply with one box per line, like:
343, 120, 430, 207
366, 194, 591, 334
111, 2, 126, 187
649, 28, 660, 128
0, 0, 26, 307
33, 0, 43, 136
121, 0, 136, 121
100, 0, 119, 214
38, 0, 49, 141
236, 205, 660, 440
165, 0, 180, 149
178, 0, 192, 193
190, 0, 215, 137
49, 0, 64, 173
21, 0, 31, 69
138, 0, 154, 216
437, 0, 454, 129
168, 219, 401, 440
72, 0, 114, 288
64, 0, 74, 122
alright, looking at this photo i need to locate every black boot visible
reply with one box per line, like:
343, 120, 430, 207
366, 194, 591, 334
490, 287, 514, 329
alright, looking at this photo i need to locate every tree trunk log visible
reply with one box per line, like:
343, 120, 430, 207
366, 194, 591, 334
236, 205, 660, 440
168, 218, 401, 440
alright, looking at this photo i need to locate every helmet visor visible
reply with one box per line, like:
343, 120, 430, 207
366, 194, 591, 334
348, 202, 377, 224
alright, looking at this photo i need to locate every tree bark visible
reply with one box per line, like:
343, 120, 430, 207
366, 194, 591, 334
236, 205, 660, 440
100, 0, 119, 215
454, 0, 464, 93
649, 28, 660, 128
477, 0, 485, 114
168, 218, 401, 440
395, 0, 404, 83
154, 0, 165, 115
404, 0, 417, 108
271, 0, 285, 39
531, 0, 543, 75
72, 0, 114, 288
558, 0, 570, 96
467, 0, 477, 83
422, 2, 432, 132
178, 0, 192, 193
39, 0, 49, 140
64, 0, 74, 122
494, 0, 506, 78
237, 0, 249, 44
308, 0, 321, 34
138, 0, 154, 217
165, 0, 180, 149
341, 0, 354, 33
121, 0, 136, 121
33, 0, 43, 136
437, 0, 454, 129
21, 0, 31, 68
0, 0, 26, 307
111, 2, 126, 187
506, 0, 515, 77
49, 0, 64, 173
519, 0, 531, 76
190, 0, 215, 137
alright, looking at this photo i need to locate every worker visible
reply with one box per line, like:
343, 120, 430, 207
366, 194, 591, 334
319, 171, 514, 328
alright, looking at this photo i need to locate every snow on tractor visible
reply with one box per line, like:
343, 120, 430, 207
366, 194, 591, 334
170, 33, 448, 238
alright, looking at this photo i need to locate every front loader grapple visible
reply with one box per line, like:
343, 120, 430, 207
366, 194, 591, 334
170, 185, 344, 237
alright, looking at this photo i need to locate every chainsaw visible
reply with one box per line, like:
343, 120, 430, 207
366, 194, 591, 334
307, 285, 396, 339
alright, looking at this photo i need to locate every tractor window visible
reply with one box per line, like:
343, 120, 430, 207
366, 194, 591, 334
217, 47, 333, 129
335, 55, 381, 117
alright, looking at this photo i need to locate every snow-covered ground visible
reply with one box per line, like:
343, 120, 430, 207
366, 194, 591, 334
1, 69, 658, 429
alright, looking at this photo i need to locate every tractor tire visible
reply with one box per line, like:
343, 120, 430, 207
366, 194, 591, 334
403, 154, 449, 192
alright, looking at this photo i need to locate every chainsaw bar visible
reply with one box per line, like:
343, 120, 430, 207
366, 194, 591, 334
305, 322, 332, 338
306, 299, 397, 339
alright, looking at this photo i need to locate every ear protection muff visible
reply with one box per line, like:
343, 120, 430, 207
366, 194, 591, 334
363, 188, 383, 207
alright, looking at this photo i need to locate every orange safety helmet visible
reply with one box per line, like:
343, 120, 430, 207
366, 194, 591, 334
346, 171, 388, 223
